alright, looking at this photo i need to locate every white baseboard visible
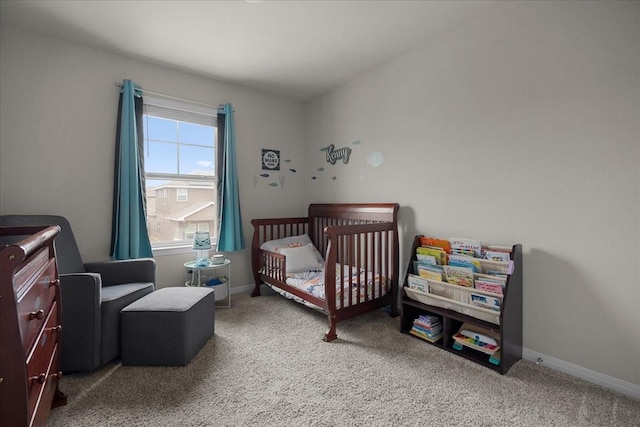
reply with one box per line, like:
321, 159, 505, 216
230, 283, 255, 295
522, 348, 640, 400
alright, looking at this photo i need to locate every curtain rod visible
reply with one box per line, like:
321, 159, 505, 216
113, 82, 232, 111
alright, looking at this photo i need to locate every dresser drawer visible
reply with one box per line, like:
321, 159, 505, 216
17, 258, 58, 352
13, 248, 49, 294
29, 344, 61, 427
26, 302, 61, 424
26, 301, 60, 383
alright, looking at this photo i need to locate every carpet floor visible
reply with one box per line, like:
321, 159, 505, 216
48, 291, 640, 426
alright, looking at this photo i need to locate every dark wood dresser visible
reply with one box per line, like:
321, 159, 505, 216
0, 225, 67, 426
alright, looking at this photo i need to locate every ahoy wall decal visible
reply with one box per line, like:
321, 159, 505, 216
324, 144, 352, 165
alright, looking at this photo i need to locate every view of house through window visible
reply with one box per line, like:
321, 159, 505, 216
143, 98, 217, 248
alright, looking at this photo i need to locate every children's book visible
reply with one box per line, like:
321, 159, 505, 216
416, 314, 441, 326
442, 265, 474, 287
410, 329, 443, 343
482, 250, 511, 262
416, 253, 437, 265
485, 245, 512, 253
449, 238, 482, 257
406, 274, 429, 292
478, 259, 514, 275
419, 236, 451, 253
412, 322, 442, 336
416, 246, 447, 265
470, 292, 501, 311
474, 278, 504, 295
448, 254, 481, 272
417, 263, 444, 281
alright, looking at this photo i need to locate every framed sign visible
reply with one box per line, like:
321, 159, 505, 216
262, 149, 280, 171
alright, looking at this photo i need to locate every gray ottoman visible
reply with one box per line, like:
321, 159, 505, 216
121, 287, 215, 366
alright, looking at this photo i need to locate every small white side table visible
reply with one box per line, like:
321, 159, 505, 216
184, 259, 231, 308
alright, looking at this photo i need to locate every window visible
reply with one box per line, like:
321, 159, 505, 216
143, 96, 217, 249
177, 188, 188, 202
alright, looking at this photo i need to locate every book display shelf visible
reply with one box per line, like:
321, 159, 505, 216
401, 235, 523, 374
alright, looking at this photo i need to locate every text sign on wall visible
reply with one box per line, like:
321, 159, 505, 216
325, 144, 351, 165
262, 149, 280, 170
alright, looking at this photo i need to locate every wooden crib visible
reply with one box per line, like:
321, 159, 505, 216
251, 203, 399, 341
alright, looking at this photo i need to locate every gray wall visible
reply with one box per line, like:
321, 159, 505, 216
0, 24, 309, 290
304, 1, 640, 387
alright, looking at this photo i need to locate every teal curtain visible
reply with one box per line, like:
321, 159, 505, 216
216, 103, 245, 252
110, 79, 153, 260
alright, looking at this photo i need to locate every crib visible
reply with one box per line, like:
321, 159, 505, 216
251, 203, 400, 341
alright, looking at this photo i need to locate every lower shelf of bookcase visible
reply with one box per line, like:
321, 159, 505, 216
401, 298, 519, 375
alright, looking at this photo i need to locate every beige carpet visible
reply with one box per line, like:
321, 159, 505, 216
49, 290, 639, 426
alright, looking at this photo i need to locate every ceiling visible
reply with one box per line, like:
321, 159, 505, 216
0, 1, 503, 102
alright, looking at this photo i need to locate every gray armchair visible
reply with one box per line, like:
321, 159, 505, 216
0, 215, 155, 372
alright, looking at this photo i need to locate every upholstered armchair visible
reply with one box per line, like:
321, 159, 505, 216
0, 215, 156, 372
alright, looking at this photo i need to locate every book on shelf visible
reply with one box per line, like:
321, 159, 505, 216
482, 249, 511, 262
448, 254, 481, 272
416, 313, 441, 324
410, 329, 443, 343
407, 274, 429, 292
412, 323, 442, 337
416, 246, 447, 265
449, 238, 482, 257
411, 313, 443, 341
470, 292, 501, 311
474, 278, 504, 295
416, 263, 444, 281
419, 236, 451, 253
442, 265, 474, 287
485, 245, 512, 253
478, 258, 514, 275
416, 253, 437, 265
413, 318, 442, 330
450, 248, 476, 257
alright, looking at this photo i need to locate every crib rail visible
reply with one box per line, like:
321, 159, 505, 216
323, 222, 399, 326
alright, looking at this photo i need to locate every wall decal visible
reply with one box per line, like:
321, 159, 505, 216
325, 144, 352, 165
367, 152, 384, 168
255, 152, 301, 189
262, 149, 280, 170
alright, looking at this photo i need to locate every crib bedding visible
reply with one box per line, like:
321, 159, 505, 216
267, 264, 388, 311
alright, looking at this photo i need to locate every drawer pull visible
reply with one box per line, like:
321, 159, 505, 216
29, 371, 62, 385
50, 279, 60, 288
47, 325, 62, 333
30, 373, 47, 385
29, 309, 45, 320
